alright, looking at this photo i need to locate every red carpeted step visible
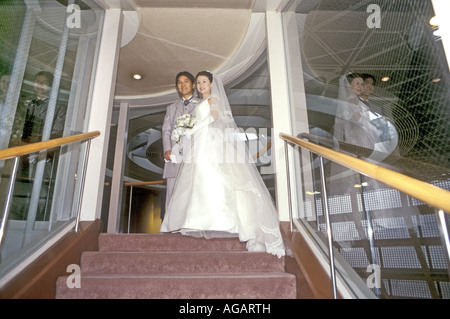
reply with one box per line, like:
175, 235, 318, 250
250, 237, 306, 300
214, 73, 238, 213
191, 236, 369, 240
98, 233, 247, 252
80, 251, 285, 275
56, 273, 297, 299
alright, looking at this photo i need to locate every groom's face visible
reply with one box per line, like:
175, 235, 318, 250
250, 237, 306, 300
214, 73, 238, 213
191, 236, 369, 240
177, 75, 195, 99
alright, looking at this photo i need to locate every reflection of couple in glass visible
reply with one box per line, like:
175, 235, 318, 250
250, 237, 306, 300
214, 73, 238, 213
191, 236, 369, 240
334, 73, 377, 150
334, 73, 397, 160
161, 71, 285, 257
334, 73, 393, 152
330, 73, 398, 200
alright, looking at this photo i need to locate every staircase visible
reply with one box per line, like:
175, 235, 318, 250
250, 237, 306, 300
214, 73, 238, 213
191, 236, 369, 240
55, 233, 297, 299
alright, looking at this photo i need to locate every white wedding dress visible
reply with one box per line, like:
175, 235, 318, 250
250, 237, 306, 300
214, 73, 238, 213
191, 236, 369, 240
160, 93, 286, 257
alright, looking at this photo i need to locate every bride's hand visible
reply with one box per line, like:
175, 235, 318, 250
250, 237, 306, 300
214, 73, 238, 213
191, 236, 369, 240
352, 111, 362, 121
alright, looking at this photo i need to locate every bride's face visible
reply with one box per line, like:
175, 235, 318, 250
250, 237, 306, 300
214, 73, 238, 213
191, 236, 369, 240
350, 77, 364, 96
196, 75, 212, 96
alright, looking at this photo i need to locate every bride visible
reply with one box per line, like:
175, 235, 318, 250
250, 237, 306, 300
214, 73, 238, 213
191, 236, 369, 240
160, 71, 286, 257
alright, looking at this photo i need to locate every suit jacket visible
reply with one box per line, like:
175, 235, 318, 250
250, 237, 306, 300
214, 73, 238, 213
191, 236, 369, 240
162, 98, 196, 179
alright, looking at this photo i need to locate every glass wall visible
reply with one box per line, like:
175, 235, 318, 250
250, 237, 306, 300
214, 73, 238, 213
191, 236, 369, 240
0, 0, 104, 278
282, 0, 450, 298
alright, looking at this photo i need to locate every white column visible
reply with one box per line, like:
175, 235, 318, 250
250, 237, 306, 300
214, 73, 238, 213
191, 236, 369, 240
283, 12, 312, 221
107, 102, 129, 233
265, 11, 297, 222
80, 9, 123, 221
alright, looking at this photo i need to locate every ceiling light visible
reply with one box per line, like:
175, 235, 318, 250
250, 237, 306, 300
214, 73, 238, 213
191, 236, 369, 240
381, 76, 390, 82
133, 74, 142, 80
433, 78, 441, 83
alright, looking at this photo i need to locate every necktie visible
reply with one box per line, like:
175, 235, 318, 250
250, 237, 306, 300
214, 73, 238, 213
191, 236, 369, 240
183, 96, 192, 106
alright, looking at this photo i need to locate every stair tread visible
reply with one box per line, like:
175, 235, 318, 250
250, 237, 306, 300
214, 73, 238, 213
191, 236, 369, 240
55, 273, 297, 299
80, 250, 285, 274
83, 250, 276, 255
98, 233, 247, 252
59, 272, 294, 279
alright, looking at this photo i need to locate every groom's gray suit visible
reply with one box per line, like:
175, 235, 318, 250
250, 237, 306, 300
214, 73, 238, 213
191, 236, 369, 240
162, 97, 195, 211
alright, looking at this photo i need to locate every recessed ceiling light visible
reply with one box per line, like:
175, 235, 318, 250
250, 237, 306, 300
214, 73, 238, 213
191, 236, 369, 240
381, 76, 390, 82
133, 74, 142, 80
432, 78, 441, 83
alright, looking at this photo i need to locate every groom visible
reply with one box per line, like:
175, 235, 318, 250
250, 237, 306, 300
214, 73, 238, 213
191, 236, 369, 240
162, 71, 196, 213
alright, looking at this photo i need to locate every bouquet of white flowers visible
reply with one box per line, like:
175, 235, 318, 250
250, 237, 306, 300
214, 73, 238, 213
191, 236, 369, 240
171, 113, 196, 144
167, 113, 197, 163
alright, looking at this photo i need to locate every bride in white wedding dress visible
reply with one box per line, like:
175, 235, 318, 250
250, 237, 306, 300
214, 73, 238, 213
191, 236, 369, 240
160, 71, 285, 257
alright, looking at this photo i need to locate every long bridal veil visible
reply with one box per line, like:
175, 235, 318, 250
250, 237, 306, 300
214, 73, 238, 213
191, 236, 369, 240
187, 73, 286, 257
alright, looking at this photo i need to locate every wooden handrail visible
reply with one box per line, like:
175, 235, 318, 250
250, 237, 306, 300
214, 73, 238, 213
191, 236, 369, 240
253, 140, 272, 160
0, 131, 101, 161
280, 132, 450, 213
124, 180, 165, 187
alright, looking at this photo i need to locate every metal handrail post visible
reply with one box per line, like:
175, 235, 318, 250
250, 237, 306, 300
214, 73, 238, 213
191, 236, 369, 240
0, 156, 20, 248
319, 156, 337, 299
75, 138, 92, 233
128, 185, 133, 234
360, 174, 381, 296
437, 209, 450, 279
284, 140, 293, 232
310, 152, 321, 231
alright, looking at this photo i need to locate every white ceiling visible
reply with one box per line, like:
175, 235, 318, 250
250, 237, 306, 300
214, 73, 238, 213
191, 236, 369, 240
108, 0, 288, 101
115, 7, 250, 96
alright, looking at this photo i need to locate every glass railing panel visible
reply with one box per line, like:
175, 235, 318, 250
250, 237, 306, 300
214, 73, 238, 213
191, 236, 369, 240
295, 145, 450, 299
0, 139, 87, 278
0, 0, 104, 282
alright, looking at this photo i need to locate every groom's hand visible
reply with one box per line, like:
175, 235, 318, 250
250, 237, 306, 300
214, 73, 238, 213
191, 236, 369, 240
164, 150, 172, 161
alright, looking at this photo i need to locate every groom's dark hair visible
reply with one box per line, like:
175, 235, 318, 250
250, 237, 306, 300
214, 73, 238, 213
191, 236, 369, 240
175, 71, 195, 85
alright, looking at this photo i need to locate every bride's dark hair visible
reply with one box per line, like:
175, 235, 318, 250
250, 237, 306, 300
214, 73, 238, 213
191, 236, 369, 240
346, 72, 362, 84
195, 71, 213, 83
